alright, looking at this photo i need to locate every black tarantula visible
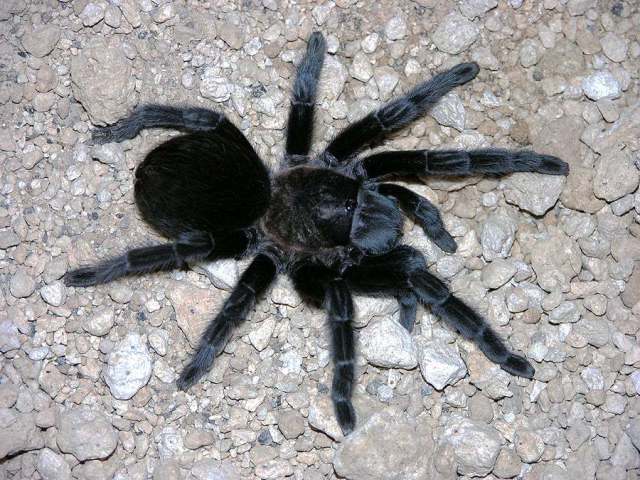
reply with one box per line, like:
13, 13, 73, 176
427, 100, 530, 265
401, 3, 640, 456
65, 32, 569, 434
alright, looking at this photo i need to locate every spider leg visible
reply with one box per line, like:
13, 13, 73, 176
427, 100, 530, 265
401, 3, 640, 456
345, 246, 535, 379
397, 290, 418, 332
356, 149, 569, 179
177, 253, 278, 390
377, 183, 457, 253
91, 105, 230, 144
285, 32, 327, 166
64, 231, 216, 287
321, 62, 479, 164
291, 262, 356, 435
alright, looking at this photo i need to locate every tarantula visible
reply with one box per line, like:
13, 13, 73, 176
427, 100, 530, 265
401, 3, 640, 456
65, 32, 569, 434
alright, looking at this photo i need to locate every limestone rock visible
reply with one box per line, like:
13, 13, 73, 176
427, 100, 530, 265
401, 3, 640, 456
334, 411, 434, 480
57, 408, 117, 461
21, 24, 60, 58
104, 333, 152, 400
432, 13, 480, 54
71, 37, 137, 124
360, 318, 417, 369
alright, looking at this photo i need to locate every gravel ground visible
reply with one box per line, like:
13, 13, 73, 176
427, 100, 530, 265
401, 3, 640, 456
1, 1, 639, 479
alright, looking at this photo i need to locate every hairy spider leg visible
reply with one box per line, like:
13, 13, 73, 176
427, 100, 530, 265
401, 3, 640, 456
177, 254, 278, 390
285, 32, 327, 166
64, 231, 215, 287
63, 230, 255, 287
321, 62, 480, 164
345, 246, 535, 379
357, 148, 570, 178
397, 290, 418, 332
291, 262, 357, 435
91, 105, 230, 144
377, 183, 457, 253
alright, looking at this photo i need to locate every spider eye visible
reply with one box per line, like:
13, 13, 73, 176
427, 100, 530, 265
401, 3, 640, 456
345, 200, 356, 212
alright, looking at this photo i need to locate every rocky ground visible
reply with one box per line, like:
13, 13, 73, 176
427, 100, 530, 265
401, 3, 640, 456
1, 0, 639, 479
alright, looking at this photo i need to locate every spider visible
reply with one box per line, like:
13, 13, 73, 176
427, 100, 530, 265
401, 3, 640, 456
64, 32, 569, 435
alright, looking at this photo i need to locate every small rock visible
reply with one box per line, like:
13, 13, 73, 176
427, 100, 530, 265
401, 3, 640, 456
189, 459, 241, 480
432, 13, 480, 54
148, 328, 169, 356
0, 229, 20, 249
593, 148, 639, 202
38, 363, 66, 398
0, 320, 20, 352
600, 32, 628, 62
254, 459, 294, 479
183, 430, 215, 450
567, 0, 597, 16
167, 280, 225, 347
200, 67, 231, 102
71, 38, 137, 124
460, 0, 498, 19
361, 318, 417, 369
353, 296, 397, 328
334, 411, 433, 480
519, 39, 542, 67
494, 448, 522, 479
581, 367, 604, 390
374, 66, 399, 101
104, 333, 152, 400
503, 173, 565, 216
92, 142, 125, 165
0, 411, 43, 460
21, 25, 60, 58
35, 65, 57, 92
218, 24, 244, 49
197, 259, 239, 291
362, 33, 379, 54
481, 259, 517, 289
350, 52, 373, 83
278, 411, 305, 439
151, 3, 175, 23
308, 394, 342, 441
385, 15, 407, 41
431, 92, 465, 131
319, 56, 348, 101
57, 408, 117, 461
0, 384, 18, 408
582, 71, 621, 100
514, 429, 544, 463
10, 269, 36, 298
104, 5, 121, 27
248, 317, 276, 352
80, 2, 105, 26
37, 448, 72, 480
481, 209, 517, 260
611, 433, 640, 470
40, 282, 66, 307
84, 307, 115, 336
440, 415, 502, 477
415, 338, 467, 390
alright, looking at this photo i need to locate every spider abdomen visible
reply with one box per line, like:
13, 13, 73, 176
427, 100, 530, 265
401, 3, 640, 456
263, 166, 359, 251
134, 125, 271, 239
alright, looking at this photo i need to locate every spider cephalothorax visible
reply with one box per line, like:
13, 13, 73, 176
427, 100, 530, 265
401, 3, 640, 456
65, 32, 569, 434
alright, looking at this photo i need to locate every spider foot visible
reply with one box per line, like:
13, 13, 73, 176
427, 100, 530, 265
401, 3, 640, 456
449, 62, 480, 85
335, 399, 356, 436
63, 267, 101, 287
91, 121, 138, 145
514, 151, 569, 176
501, 353, 535, 379
176, 345, 216, 391
63, 257, 127, 287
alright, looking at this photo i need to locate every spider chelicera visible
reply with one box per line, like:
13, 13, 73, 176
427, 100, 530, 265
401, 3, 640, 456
65, 32, 569, 434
